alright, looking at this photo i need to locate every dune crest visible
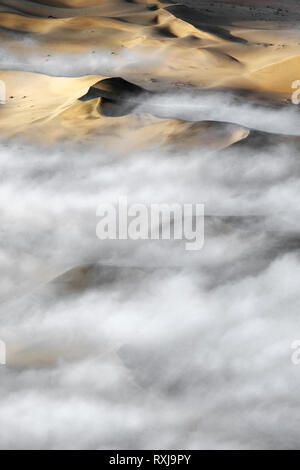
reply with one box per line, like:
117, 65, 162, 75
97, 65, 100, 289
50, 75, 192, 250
0, 0, 299, 148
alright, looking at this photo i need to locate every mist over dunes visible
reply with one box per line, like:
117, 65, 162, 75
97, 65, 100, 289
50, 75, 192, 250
1, 0, 300, 144
1, 0, 300, 450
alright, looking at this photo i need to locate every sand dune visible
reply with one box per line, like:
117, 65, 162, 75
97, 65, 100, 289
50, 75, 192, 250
0, 69, 251, 148
0, 0, 299, 147
2, 0, 300, 451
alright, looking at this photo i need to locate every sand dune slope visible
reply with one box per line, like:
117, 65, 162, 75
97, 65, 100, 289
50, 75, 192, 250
0, 0, 299, 147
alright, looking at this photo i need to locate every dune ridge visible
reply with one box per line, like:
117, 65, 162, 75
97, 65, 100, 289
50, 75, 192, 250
0, 0, 300, 147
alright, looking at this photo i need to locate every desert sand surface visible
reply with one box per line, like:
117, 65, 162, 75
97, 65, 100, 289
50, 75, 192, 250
1, 0, 300, 450
1, 0, 300, 143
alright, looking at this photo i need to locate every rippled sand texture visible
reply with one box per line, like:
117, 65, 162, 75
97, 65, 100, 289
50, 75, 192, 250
1, 0, 300, 450
1, 0, 300, 145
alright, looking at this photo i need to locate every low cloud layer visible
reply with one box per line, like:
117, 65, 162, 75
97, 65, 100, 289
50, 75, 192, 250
0, 43, 162, 77
139, 90, 300, 136
0, 114, 300, 448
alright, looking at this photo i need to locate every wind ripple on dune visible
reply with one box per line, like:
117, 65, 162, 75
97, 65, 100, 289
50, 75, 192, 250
0, 0, 154, 18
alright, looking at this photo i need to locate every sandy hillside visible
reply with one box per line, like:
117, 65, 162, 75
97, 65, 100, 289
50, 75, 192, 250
0, 0, 300, 146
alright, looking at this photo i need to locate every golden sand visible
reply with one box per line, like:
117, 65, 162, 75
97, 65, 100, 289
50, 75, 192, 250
0, 0, 299, 147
